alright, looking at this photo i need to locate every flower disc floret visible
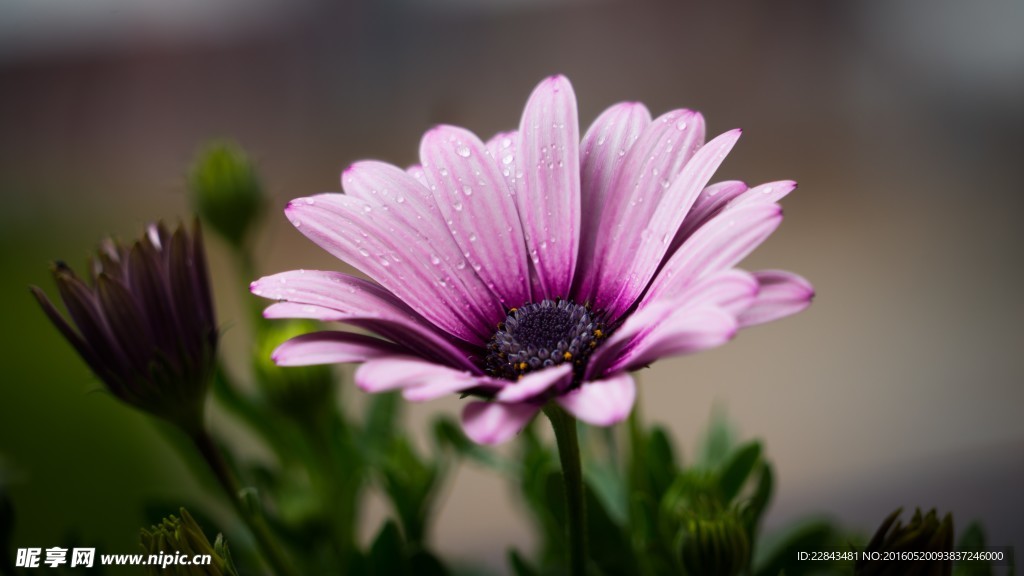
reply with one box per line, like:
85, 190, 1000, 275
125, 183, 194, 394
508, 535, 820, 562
485, 299, 608, 382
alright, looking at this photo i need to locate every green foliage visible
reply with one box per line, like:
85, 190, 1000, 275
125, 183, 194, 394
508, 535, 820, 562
19, 139, 1007, 576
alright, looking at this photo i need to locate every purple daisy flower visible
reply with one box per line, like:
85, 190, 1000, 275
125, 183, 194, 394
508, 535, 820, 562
252, 75, 813, 445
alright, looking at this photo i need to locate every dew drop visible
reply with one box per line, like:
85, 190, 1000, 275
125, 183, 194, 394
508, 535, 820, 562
362, 205, 372, 213
453, 201, 464, 211
430, 254, 441, 265
462, 185, 473, 196
456, 145, 471, 158
358, 248, 370, 257
502, 154, 514, 165
456, 260, 466, 270
304, 198, 316, 205
676, 120, 688, 131
440, 167, 449, 177
469, 233, 478, 242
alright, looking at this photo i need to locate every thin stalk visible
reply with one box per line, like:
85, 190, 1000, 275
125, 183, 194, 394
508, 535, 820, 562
191, 431, 297, 576
543, 404, 587, 576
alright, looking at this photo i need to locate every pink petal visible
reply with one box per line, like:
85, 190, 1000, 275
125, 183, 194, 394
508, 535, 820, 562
355, 357, 482, 400
461, 401, 540, 445
285, 187, 499, 344
574, 102, 652, 301
252, 270, 477, 372
420, 125, 532, 307
609, 306, 738, 373
596, 128, 742, 320
495, 363, 573, 403
485, 131, 521, 198
641, 268, 758, 315
738, 270, 814, 327
588, 269, 756, 377
516, 75, 581, 299
556, 373, 636, 426
727, 180, 797, 209
671, 180, 795, 257
671, 180, 749, 254
272, 331, 406, 366
642, 203, 782, 308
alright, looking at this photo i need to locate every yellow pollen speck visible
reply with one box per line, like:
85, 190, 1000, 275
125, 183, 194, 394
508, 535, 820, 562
589, 341, 597, 348
594, 329, 604, 338
563, 352, 572, 360
518, 362, 528, 370
509, 307, 518, 314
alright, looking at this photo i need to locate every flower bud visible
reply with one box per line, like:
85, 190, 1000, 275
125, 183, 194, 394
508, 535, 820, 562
139, 508, 238, 576
676, 509, 751, 576
31, 220, 217, 434
855, 507, 954, 576
189, 141, 264, 248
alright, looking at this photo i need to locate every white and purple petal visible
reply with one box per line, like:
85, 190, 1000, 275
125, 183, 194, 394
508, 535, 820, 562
252, 270, 477, 371
738, 270, 814, 327
574, 102, 652, 301
420, 125, 532, 307
597, 129, 743, 319
461, 401, 541, 445
516, 75, 581, 299
641, 203, 782, 308
556, 373, 636, 426
272, 331, 406, 366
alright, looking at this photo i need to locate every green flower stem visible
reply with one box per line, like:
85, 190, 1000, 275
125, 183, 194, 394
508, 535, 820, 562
191, 431, 298, 576
543, 404, 587, 576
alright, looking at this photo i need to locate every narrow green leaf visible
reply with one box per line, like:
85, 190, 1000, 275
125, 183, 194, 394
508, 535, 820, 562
368, 520, 408, 576
508, 549, 539, 576
719, 441, 762, 505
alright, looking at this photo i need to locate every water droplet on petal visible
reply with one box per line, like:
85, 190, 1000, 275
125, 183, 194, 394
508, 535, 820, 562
463, 185, 473, 196
676, 120, 688, 130
456, 145, 471, 158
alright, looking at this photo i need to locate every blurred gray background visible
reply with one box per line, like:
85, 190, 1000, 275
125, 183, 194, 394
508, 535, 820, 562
2, 0, 1022, 571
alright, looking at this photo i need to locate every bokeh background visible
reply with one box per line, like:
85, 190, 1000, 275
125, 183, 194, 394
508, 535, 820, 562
2, 0, 1022, 571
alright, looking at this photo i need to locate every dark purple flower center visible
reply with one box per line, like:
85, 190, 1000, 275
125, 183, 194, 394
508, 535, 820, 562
484, 299, 608, 381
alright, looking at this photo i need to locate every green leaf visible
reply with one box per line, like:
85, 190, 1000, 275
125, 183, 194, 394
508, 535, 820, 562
433, 416, 514, 474
380, 437, 439, 545
647, 425, 679, 499
697, 408, 736, 469
368, 520, 409, 576
753, 518, 841, 576
508, 549, 539, 576
365, 391, 402, 453
953, 522, 992, 576
741, 461, 774, 551
719, 441, 762, 504
585, 480, 639, 575
410, 550, 449, 576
